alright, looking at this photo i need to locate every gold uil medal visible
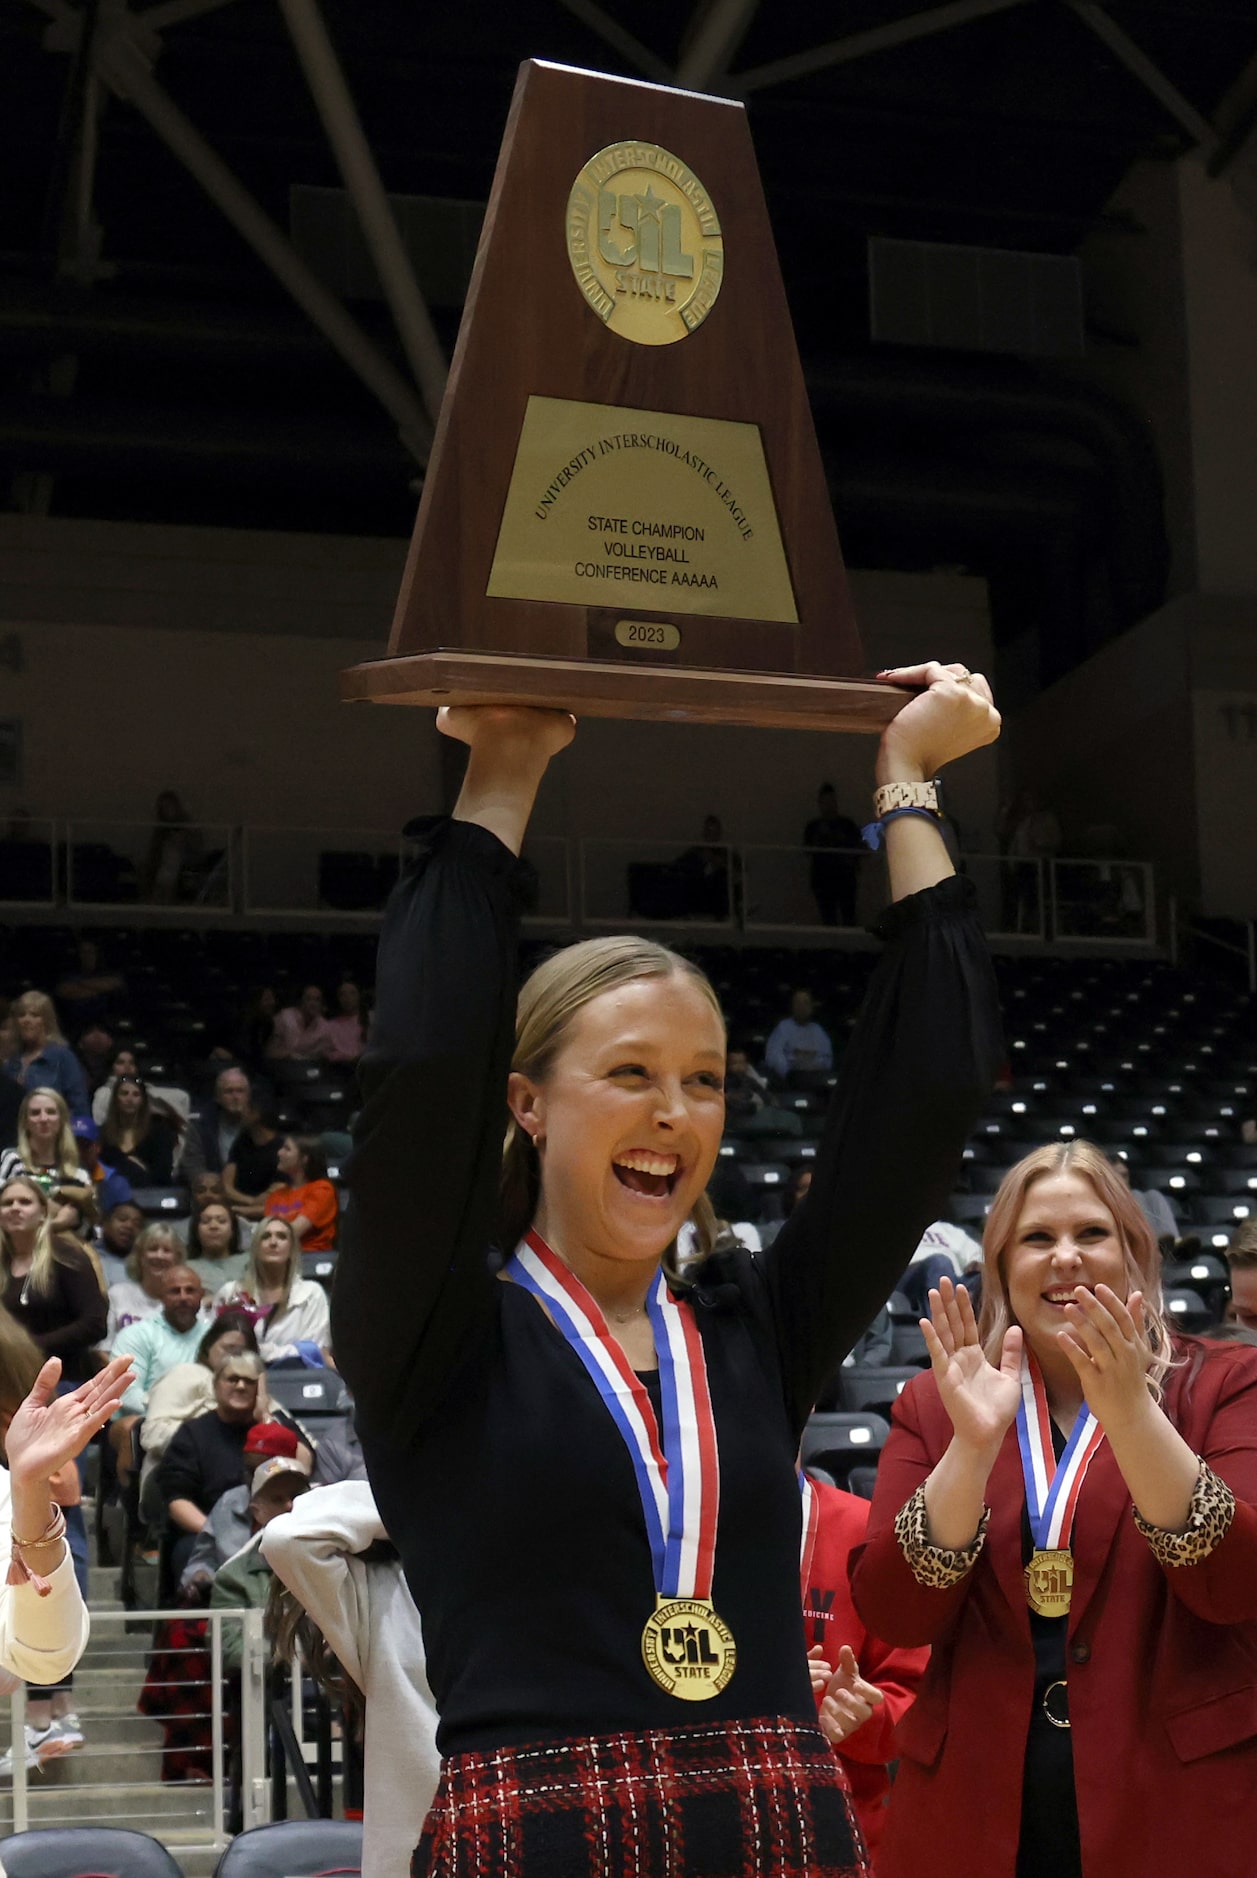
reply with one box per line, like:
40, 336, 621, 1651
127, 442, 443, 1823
1025, 1547, 1074, 1618
641, 1596, 737, 1701
566, 142, 724, 346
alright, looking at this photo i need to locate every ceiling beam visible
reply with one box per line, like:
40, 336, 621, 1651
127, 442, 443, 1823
552, 0, 673, 85
1064, 2, 1216, 154
675, 0, 761, 90
736, 0, 1035, 94
277, 0, 446, 428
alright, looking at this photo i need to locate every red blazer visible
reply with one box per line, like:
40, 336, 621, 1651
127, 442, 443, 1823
850, 1337, 1257, 1878
804, 1480, 929, 1863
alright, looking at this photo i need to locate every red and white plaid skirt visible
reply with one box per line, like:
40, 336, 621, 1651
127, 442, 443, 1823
412, 1714, 871, 1878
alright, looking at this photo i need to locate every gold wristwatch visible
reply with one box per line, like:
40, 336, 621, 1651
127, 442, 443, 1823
872, 779, 942, 820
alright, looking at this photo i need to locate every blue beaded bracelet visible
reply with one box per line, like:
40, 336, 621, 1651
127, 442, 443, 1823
860, 806, 943, 851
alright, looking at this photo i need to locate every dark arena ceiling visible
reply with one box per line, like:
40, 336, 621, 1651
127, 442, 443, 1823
2, 0, 1256, 670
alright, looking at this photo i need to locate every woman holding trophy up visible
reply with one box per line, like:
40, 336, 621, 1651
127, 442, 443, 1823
332, 663, 1002, 1877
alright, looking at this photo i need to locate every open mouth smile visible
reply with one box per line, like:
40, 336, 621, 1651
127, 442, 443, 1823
611, 1150, 682, 1200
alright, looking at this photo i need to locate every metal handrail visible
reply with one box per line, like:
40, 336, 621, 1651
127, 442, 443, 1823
7, 1605, 268, 1851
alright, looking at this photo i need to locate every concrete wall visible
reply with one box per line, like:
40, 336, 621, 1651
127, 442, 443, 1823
0, 515, 999, 853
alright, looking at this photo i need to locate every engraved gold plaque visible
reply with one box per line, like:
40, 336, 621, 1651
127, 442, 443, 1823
615, 619, 681, 651
641, 1596, 737, 1701
566, 141, 723, 346
486, 394, 798, 623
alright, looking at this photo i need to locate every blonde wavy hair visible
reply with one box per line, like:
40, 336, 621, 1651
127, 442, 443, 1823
11, 992, 66, 1047
499, 935, 726, 1270
0, 1174, 65, 1302
18, 1087, 80, 1181
977, 1140, 1176, 1398
243, 1216, 300, 1315
124, 1221, 181, 1286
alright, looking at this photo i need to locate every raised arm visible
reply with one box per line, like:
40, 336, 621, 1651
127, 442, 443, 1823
759, 666, 1004, 1427
331, 708, 574, 1445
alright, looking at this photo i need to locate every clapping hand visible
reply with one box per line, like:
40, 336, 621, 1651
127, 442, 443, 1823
1058, 1284, 1153, 1431
4, 1356, 134, 1488
818, 1645, 886, 1746
807, 1644, 831, 1697
922, 1278, 1023, 1456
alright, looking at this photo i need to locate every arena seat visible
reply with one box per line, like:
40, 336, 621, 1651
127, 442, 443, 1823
301, 1250, 338, 1286
836, 1365, 920, 1416
263, 1369, 347, 1417
1162, 1287, 1214, 1333
212, 1817, 363, 1876
801, 1412, 891, 1488
889, 1321, 930, 1367
1, 1825, 184, 1876
129, 1184, 191, 1220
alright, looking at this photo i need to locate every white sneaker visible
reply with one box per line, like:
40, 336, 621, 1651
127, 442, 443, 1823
39, 1715, 85, 1759
0, 1725, 51, 1777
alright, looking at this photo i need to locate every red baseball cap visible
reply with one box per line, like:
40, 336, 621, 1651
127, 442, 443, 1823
244, 1421, 299, 1460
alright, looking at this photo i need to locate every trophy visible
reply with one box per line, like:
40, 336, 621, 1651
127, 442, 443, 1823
342, 59, 903, 734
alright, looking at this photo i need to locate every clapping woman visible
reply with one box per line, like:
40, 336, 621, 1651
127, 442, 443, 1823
851, 1140, 1257, 1878
332, 668, 1002, 1878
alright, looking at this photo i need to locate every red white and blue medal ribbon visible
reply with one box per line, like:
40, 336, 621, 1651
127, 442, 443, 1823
1015, 1348, 1104, 1617
508, 1230, 735, 1699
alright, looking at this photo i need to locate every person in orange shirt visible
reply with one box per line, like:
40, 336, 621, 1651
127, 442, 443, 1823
263, 1135, 338, 1254
801, 1473, 929, 1867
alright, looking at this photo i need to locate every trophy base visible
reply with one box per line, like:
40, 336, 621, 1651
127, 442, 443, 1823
341, 650, 906, 734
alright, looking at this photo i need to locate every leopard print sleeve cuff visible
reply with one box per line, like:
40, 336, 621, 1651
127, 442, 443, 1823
1132, 1459, 1236, 1568
894, 1482, 990, 1589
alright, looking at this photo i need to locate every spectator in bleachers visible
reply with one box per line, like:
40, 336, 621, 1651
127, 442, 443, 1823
3, 992, 89, 1118
138, 1311, 260, 1507
70, 1114, 132, 1218
94, 1197, 145, 1287
91, 1047, 194, 1143
214, 1216, 331, 1365
234, 987, 278, 1069
1225, 1224, 1257, 1333
763, 988, 834, 1083
98, 1075, 183, 1187
108, 1264, 207, 1484
326, 979, 368, 1065
1108, 1152, 1178, 1247
311, 1394, 368, 1485
185, 1197, 248, 1295
267, 984, 336, 1063
178, 1065, 252, 1180
208, 1464, 313, 1668
263, 1135, 338, 1253
222, 1103, 283, 1223
802, 1472, 929, 1863
262, 1478, 441, 1878
181, 1423, 311, 1602
157, 1349, 268, 1580
896, 1219, 984, 1317
0, 1174, 107, 1383
720, 1045, 801, 1139
106, 1221, 180, 1340
803, 783, 862, 927
74, 1022, 116, 1093
852, 1139, 1257, 1878
54, 938, 125, 1031
8, 1089, 97, 1240
143, 788, 202, 904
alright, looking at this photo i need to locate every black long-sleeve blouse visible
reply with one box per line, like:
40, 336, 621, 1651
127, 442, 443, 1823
332, 817, 1002, 1756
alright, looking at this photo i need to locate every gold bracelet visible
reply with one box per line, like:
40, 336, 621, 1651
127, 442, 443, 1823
11, 1506, 66, 1551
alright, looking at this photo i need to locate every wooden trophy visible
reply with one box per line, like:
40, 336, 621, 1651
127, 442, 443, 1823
342, 59, 903, 734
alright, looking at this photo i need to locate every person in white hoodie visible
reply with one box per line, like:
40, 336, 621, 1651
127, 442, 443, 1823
0, 1297, 133, 1775
260, 1480, 440, 1877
